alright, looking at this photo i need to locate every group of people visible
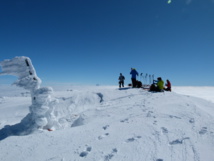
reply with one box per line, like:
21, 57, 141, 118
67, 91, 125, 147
118, 68, 171, 92
149, 77, 171, 92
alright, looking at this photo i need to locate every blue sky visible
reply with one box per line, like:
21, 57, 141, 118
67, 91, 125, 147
0, 0, 214, 86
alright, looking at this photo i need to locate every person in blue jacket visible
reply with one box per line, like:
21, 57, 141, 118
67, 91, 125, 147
130, 68, 139, 88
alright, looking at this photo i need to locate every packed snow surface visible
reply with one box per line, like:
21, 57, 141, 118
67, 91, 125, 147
0, 85, 214, 161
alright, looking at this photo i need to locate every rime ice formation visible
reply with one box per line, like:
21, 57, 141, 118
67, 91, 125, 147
0, 56, 41, 91
0, 56, 58, 131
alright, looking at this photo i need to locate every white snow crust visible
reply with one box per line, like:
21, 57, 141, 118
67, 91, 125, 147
0, 85, 214, 161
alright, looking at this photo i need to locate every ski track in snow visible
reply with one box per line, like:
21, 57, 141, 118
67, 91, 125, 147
0, 86, 214, 161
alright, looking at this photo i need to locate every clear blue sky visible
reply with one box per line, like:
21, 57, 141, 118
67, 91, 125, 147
0, 0, 214, 86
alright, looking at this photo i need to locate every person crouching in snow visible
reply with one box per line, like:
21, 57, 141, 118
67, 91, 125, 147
164, 79, 171, 91
149, 77, 164, 92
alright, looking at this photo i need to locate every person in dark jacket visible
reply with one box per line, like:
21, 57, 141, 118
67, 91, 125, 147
130, 68, 139, 88
164, 79, 171, 91
118, 73, 125, 88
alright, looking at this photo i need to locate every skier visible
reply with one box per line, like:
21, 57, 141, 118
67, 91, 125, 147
164, 79, 171, 91
130, 68, 139, 88
149, 77, 164, 92
118, 73, 125, 88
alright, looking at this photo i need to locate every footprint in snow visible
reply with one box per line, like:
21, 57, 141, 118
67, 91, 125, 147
79, 146, 92, 157
169, 115, 181, 119
189, 118, 195, 123
161, 127, 168, 134
120, 118, 129, 123
126, 136, 142, 143
169, 137, 190, 145
147, 111, 156, 118
103, 125, 109, 130
199, 127, 208, 135
153, 120, 157, 125
98, 133, 109, 140
104, 148, 118, 161
142, 109, 147, 112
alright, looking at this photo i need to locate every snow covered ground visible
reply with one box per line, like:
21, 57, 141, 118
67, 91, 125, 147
173, 86, 214, 103
0, 85, 214, 161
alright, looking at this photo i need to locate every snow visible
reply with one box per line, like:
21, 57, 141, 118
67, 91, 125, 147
173, 86, 214, 103
0, 85, 214, 161
0, 57, 214, 161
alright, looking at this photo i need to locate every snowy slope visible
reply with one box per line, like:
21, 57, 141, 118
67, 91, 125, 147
0, 85, 214, 161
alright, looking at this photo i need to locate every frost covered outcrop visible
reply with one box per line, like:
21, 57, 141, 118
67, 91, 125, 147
0, 56, 58, 132
0, 56, 41, 90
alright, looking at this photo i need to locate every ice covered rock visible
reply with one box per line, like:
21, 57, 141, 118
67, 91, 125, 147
0, 56, 41, 91
0, 56, 58, 131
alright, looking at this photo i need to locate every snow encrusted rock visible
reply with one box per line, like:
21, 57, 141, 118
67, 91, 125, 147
0, 56, 58, 131
0, 56, 41, 90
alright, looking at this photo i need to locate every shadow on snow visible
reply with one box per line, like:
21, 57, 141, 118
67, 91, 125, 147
0, 114, 36, 141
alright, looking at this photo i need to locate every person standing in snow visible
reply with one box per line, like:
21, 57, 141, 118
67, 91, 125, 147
164, 79, 171, 91
118, 73, 125, 88
130, 68, 139, 88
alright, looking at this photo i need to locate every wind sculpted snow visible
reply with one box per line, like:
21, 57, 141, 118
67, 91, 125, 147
0, 57, 59, 133
0, 85, 214, 161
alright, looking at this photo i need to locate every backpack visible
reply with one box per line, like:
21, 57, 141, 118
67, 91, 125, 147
136, 81, 142, 88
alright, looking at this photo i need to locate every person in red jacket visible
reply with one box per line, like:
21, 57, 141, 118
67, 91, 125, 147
164, 79, 171, 91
